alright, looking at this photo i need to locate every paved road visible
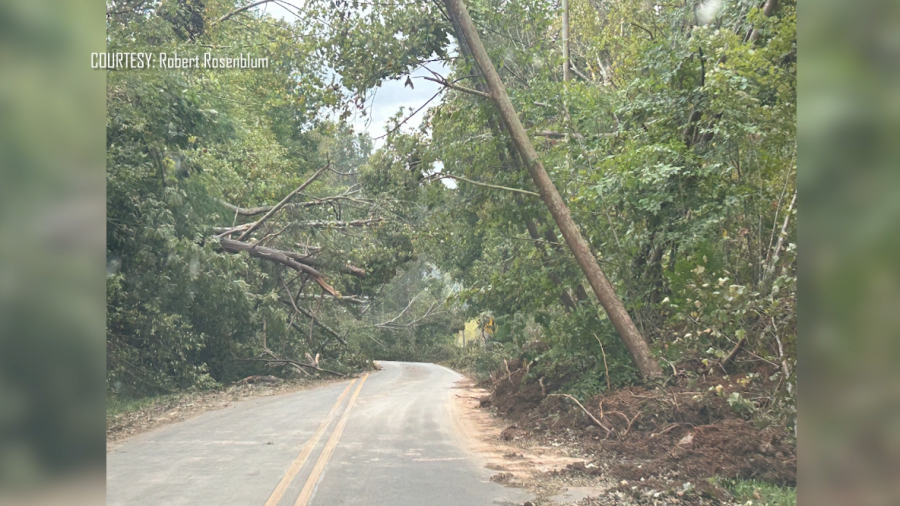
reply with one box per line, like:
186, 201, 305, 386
107, 361, 529, 505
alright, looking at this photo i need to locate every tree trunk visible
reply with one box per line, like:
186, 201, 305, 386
443, 0, 662, 380
748, 0, 779, 43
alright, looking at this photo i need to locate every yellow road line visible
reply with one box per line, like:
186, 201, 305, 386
293, 373, 369, 506
264, 379, 357, 506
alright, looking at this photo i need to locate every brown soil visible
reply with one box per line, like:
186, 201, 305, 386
106, 376, 341, 448
451, 379, 612, 504
467, 359, 796, 505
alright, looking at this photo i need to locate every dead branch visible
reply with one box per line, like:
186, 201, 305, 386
722, 335, 747, 368
236, 375, 281, 385
423, 75, 492, 99
533, 130, 583, 140
216, 0, 277, 23
425, 173, 539, 197
762, 188, 796, 286
290, 218, 383, 229
651, 423, 687, 438
278, 250, 366, 279
373, 290, 425, 328
238, 164, 329, 241
608, 410, 642, 436
593, 333, 612, 392
549, 394, 612, 434
772, 317, 791, 380
295, 294, 368, 305
281, 279, 347, 346
392, 301, 443, 328
364, 333, 389, 350
705, 335, 747, 375
220, 237, 339, 296
309, 290, 324, 344
244, 356, 346, 377
504, 360, 515, 388
281, 301, 348, 346
217, 192, 367, 217
569, 63, 590, 82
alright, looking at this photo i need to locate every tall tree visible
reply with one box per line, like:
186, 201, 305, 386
442, 0, 663, 380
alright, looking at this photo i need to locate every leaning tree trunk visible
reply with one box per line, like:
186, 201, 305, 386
442, 0, 663, 380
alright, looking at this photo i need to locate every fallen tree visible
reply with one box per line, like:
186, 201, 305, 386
218, 237, 340, 296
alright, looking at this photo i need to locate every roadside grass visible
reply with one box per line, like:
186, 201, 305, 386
714, 478, 797, 506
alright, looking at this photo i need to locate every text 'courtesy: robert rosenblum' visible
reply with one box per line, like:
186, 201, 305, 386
91, 52, 269, 69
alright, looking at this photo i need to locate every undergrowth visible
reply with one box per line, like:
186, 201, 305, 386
715, 478, 797, 506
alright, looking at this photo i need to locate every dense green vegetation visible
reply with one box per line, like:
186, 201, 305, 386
107, 0, 795, 437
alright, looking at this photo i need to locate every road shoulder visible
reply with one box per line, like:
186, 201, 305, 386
106, 376, 345, 449
449, 377, 611, 505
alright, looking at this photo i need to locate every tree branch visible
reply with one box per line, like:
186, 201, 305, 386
244, 357, 346, 377
217, 0, 277, 24
219, 237, 339, 296
426, 174, 539, 197
422, 76, 491, 99
280, 299, 348, 346
217, 191, 365, 217
549, 394, 612, 434
290, 218, 384, 229
762, 189, 796, 286
295, 294, 368, 305
237, 164, 329, 241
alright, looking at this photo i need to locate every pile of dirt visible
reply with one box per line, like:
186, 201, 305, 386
479, 359, 796, 500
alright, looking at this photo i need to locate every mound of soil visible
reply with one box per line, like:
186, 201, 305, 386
480, 359, 796, 492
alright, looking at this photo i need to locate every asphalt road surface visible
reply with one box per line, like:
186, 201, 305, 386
107, 361, 530, 505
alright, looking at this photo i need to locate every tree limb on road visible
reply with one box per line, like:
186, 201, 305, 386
244, 356, 346, 377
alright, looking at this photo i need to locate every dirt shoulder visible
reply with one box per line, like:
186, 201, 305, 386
451, 377, 613, 505
106, 376, 342, 448
450, 362, 796, 506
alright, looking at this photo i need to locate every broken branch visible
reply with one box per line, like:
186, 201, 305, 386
549, 394, 613, 434
423, 76, 492, 99
219, 237, 339, 296
237, 164, 328, 241
425, 174, 539, 197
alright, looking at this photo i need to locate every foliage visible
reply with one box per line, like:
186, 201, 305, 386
106, 0, 444, 397
360, 0, 795, 427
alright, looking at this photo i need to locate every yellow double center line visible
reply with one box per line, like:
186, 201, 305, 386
264, 374, 369, 506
